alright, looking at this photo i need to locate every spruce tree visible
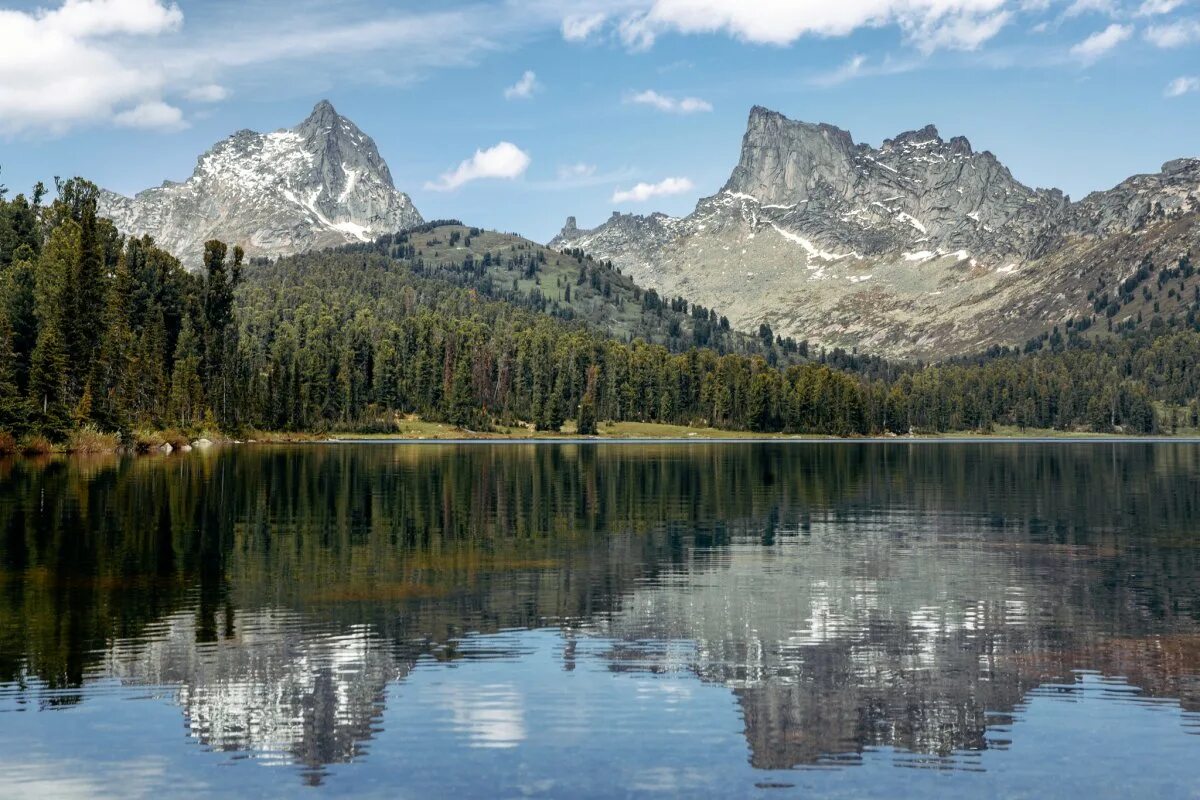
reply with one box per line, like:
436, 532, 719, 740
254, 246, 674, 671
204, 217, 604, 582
0, 307, 27, 432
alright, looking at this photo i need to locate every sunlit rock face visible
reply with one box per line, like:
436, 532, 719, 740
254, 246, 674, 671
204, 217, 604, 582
553, 107, 1200, 359
99, 100, 423, 270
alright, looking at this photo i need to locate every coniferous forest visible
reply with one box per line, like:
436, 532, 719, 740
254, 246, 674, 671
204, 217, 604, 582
2, 178, 1199, 449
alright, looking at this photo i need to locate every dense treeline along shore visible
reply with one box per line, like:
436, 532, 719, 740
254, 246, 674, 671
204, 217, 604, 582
2, 177, 1200, 454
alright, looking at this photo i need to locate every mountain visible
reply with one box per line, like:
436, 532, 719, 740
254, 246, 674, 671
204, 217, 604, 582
552, 106, 1200, 359
252, 222, 803, 363
99, 100, 423, 269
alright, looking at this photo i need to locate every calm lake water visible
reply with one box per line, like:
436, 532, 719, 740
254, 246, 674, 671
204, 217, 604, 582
0, 442, 1198, 798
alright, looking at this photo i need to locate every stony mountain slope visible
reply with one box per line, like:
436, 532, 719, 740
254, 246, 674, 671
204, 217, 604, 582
552, 106, 1200, 359
100, 100, 423, 269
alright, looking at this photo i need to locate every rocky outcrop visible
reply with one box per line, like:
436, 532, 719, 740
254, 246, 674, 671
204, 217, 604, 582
100, 100, 423, 269
552, 107, 1200, 359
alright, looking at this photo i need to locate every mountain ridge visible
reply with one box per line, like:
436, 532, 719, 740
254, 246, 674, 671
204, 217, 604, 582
552, 106, 1200, 358
99, 100, 423, 269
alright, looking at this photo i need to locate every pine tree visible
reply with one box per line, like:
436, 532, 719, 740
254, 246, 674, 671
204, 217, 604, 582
138, 306, 170, 424
1, 245, 37, 393
0, 307, 27, 432
576, 365, 599, 436
91, 252, 137, 429
27, 311, 70, 435
170, 317, 205, 427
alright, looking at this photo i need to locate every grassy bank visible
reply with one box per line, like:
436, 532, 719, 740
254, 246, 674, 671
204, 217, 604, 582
4, 419, 1199, 458
276, 420, 1200, 442
0, 427, 224, 456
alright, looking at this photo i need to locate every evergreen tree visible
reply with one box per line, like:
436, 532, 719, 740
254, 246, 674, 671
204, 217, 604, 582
170, 317, 205, 427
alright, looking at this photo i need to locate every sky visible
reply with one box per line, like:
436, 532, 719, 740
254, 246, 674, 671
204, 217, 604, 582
0, 0, 1198, 243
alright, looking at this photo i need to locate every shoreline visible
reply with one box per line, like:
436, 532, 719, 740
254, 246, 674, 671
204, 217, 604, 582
6, 423, 1200, 458
317, 435, 1200, 445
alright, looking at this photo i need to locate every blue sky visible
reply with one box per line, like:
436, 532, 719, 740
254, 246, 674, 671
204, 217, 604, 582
1, 0, 1198, 242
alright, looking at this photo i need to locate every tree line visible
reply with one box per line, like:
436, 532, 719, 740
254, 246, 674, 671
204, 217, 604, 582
2, 179, 1198, 444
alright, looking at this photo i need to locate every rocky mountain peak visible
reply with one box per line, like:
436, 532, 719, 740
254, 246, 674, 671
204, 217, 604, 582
99, 100, 422, 269
551, 104, 1200, 360
886, 124, 940, 146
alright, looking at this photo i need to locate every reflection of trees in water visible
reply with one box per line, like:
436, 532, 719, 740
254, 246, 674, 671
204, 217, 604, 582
0, 443, 1198, 777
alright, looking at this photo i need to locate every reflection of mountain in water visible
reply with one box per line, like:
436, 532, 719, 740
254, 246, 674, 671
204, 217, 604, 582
101, 609, 404, 782
594, 512, 1100, 767
1, 443, 1199, 781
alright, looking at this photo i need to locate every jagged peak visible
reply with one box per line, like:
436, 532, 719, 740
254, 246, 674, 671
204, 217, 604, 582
744, 106, 854, 148
1163, 157, 1200, 175
293, 99, 364, 143
303, 99, 340, 126
887, 124, 941, 148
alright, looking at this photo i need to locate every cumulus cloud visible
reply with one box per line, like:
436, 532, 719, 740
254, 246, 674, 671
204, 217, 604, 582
1145, 17, 1200, 46
113, 100, 187, 130
627, 89, 712, 113
425, 142, 532, 191
504, 70, 540, 100
0, 1, 554, 135
1165, 75, 1200, 96
185, 83, 228, 103
1069, 23, 1132, 61
612, 176, 694, 203
602, 0, 1016, 52
0, 0, 183, 135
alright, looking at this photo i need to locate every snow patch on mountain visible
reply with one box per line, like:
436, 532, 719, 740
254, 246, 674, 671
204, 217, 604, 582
99, 100, 423, 269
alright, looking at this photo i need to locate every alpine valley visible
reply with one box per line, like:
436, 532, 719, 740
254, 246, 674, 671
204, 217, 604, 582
552, 106, 1200, 359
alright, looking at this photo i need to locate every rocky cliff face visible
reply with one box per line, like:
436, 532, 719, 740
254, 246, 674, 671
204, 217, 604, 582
552, 107, 1200, 359
100, 100, 423, 269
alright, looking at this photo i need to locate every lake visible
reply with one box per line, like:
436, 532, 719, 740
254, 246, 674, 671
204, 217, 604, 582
0, 442, 1198, 798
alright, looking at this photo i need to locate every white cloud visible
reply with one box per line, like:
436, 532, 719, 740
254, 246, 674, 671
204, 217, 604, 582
612, 176, 694, 203
42, 0, 182, 37
557, 163, 598, 180
908, 10, 1011, 51
0, 1, 556, 135
1145, 17, 1200, 46
504, 70, 540, 100
809, 53, 918, 86
607, 1, 1017, 52
1069, 23, 1132, 61
425, 142, 532, 191
562, 12, 607, 40
1165, 75, 1200, 96
1063, 0, 1118, 18
185, 83, 228, 103
0, 0, 182, 135
1136, 0, 1186, 15
627, 89, 712, 113
113, 100, 187, 130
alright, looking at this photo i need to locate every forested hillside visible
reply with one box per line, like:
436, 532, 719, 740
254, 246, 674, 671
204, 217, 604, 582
1, 178, 1199, 448
326, 222, 803, 361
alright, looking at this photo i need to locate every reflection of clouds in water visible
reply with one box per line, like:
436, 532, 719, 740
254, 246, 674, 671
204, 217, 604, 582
628, 766, 719, 794
437, 683, 526, 749
0, 755, 202, 800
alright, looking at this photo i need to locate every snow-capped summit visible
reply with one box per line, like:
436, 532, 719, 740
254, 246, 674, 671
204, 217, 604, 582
100, 100, 423, 269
